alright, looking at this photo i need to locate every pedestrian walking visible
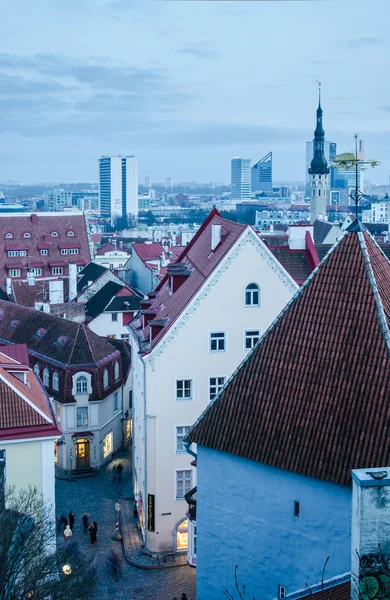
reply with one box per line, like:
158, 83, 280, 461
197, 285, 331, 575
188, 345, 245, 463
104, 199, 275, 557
59, 514, 68, 532
88, 522, 95, 544
106, 549, 122, 581
116, 462, 124, 481
112, 464, 117, 482
63, 525, 72, 543
93, 521, 98, 543
180, 594, 188, 600
82, 513, 89, 533
68, 511, 75, 531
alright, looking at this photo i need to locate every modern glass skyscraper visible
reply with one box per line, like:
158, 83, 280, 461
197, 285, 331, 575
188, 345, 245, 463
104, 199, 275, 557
99, 155, 138, 221
251, 152, 272, 193
231, 158, 251, 200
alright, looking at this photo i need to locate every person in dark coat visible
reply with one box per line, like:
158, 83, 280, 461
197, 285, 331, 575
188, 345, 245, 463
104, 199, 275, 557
106, 549, 122, 580
82, 513, 89, 533
112, 465, 117, 482
93, 521, 98, 543
116, 462, 124, 482
58, 514, 68, 532
68, 511, 75, 531
88, 522, 96, 544
180, 594, 188, 600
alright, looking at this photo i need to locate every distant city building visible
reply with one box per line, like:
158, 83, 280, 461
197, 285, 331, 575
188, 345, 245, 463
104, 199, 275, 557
44, 190, 99, 212
231, 157, 251, 201
308, 92, 330, 223
165, 178, 173, 189
99, 155, 138, 222
144, 177, 152, 188
251, 152, 272, 193
306, 141, 336, 197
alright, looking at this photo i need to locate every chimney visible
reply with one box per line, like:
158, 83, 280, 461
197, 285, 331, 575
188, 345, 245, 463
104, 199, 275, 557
6, 278, 12, 296
211, 224, 221, 251
68, 263, 77, 301
49, 280, 64, 304
288, 225, 314, 250
351, 467, 390, 600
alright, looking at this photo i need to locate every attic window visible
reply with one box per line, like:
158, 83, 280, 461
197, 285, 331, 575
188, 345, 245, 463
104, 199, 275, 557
55, 335, 69, 346
23, 232, 31, 238
67, 231, 75, 237
5, 233, 12, 239
35, 328, 47, 339
51, 232, 59, 237
9, 319, 20, 328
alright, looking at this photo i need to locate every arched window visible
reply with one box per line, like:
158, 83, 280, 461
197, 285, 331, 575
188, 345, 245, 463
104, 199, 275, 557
67, 231, 75, 237
51, 231, 58, 237
76, 375, 88, 394
23, 232, 31, 238
103, 369, 109, 389
114, 361, 120, 381
245, 283, 260, 307
5, 233, 12, 239
34, 364, 40, 378
43, 368, 50, 387
319, 189, 321, 196
52, 372, 59, 392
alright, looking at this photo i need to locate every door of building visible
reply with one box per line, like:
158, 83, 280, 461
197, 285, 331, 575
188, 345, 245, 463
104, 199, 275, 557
76, 439, 90, 469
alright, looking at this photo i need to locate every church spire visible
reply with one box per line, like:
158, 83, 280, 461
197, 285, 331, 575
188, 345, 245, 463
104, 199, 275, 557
309, 83, 330, 224
309, 82, 329, 176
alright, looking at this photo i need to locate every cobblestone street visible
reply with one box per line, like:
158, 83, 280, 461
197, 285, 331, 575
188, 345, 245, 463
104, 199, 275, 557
55, 448, 196, 600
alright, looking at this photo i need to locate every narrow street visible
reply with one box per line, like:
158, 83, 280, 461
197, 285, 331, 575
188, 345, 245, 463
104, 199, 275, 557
55, 448, 196, 600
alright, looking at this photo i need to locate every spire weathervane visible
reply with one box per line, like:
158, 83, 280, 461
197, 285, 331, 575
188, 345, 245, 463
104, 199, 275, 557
316, 80, 321, 106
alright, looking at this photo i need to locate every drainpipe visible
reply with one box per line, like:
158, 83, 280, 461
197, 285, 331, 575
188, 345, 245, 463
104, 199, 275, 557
183, 440, 197, 460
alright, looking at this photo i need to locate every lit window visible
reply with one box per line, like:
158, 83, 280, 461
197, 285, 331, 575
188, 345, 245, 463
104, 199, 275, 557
103, 368, 109, 389
52, 372, 59, 392
209, 377, 226, 402
67, 231, 75, 236
54, 440, 58, 463
23, 232, 31, 238
40, 249, 48, 255
103, 431, 113, 458
114, 391, 119, 411
176, 470, 192, 500
245, 330, 261, 351
126, 419, 132, 440
176, 426, 191, 453
175, 379, 193, 401
114, 361, 120, 380
9, 269, 20, 277
52, 267, 63, 275
33, 364, 40, 378
111, 313, 118, 322
176, 518, 189, 551
43, 368, 50, 387
245, 283, 260, 306
209, 331, 226, 352
51, 232, 58, 237
76, 406, 88, 427
5, 233, 12, 239
76, 375, 88, 394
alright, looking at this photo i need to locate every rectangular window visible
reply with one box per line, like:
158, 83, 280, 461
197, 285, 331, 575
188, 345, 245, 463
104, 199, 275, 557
176, 426, 191, 453
114, 391, 119, 412
126, 419, 132, 440
209, 377, 226, 402
9, 269, 20, 277
210, 331, 226, 352
54, 440, 58, 463
103, 431, 113, 458
52, 267, 63, 275
278, 585, 287, 599
76, 265, 83, 273
29, 268, 42, 276
121, 333, 130, 342
176, 469, 192, 500
176, 379, 193, 401
40, 249, 48, 255
245, 330, 261, 351
76, 406, 88, 427
61, 249, 68, 255
8, 251, 18, 257
69, 248, 79, 254
19, 251, 27, 257
111, 313, 118, 322
129, 390, 132, 409
294, 501, 300, 517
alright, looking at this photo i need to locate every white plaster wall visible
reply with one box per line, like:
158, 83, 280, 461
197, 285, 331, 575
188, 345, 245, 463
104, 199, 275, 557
133, 232, 297, 553
88, 312, 128, 339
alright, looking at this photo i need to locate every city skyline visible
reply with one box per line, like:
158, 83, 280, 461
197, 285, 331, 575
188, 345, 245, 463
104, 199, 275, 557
1, 0, 389, 184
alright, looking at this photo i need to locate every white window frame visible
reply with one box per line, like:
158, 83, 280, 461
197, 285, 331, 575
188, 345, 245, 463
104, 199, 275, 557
245, 283, 260, 307
52, 267, 63, 275
33, 364, 40, 378
61, 249, 68, 255
19, 250, 27, 257
175, 468, 193, 501
69, 248, 79, 254
208, 376, 226, 403
114, 361, 120, 380
175, 425, 191, 454
40, 249, 48, 255
244, 329, 261, 352
29, 268, 42, 276
175, 379, 193, 402
111, 313, 118, 322
52, 372, 59, 392
9, 269, 20, 277
8, 251, 18, 257
76, 406, 89, 428
76, 375, 88, 394
67, 231, 75, 237
103, 368, 109, 389
209, 331, 227, 353
43, 368, 50, 387
278, 585, 287, 599
5, 233, 12, 239
23, 232, 31, 238
76, 265, 83, 273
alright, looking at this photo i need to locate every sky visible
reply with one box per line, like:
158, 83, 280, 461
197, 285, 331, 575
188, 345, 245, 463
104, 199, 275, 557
1, 0, 390, 185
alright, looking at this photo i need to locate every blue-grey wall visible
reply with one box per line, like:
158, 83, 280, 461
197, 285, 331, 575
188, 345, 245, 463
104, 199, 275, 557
196, 446, 351, 600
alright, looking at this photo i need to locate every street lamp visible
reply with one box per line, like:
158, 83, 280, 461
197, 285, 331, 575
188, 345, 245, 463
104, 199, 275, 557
62, 564, 72, 575
112, 501, 123, 541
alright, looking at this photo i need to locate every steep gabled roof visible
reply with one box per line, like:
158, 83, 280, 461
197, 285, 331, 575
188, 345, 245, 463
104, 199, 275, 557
77, 262, 107, 292
132, 242, 167, 262
96, 242, 130, 256
188, 226, 390, 486
85, 281, 124, 318
313, 219, 335, 244
0, 300, 118, 366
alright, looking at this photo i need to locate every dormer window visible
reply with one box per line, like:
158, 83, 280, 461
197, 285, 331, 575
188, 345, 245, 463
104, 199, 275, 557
9, 319, 20, 328
23, 232, 31, 238
55, 335, 69, 346
35, 328, 47, 339
67, 231, 75, 237
5, 233, 12, 239
51, 232, 59, 237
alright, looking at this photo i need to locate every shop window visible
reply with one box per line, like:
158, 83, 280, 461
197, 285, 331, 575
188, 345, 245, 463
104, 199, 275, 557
54, 440, 58, 463
175, 518, 189, 551
126, 419, 132, 440
103, 431, 113, 458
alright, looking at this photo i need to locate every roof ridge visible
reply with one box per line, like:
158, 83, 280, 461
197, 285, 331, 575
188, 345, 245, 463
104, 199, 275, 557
81, 324, 95, 361
358, 231, 390, 356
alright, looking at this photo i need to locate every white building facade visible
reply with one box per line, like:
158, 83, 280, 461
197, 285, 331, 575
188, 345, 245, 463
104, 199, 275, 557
129, 211, 298, 556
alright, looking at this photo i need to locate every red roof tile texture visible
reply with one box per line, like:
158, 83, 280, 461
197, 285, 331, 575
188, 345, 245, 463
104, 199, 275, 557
295, 582, 350, 600
188, 227, 390, 486
0, 212, 90, 287
132, 242, 167, 262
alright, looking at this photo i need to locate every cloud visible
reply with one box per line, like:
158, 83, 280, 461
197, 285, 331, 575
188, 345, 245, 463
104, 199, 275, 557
380, 105, 390, 113
343, 37, 382, 48
175, 43, 218, 60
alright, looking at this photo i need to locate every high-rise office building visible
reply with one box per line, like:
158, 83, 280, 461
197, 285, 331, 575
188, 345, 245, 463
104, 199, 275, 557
165, 177, 173, 189
306, 141, 336, 198
231, 157, 251, 201
145, 177, 152, 188
251, 152, 272, 193
308, 92, 330, 223
99, 155, 138, 221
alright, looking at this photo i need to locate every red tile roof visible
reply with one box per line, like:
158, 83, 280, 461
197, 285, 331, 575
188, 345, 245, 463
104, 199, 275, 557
0, 212, 90, 286
96, 242, 130, 256
132, 242, 167, 262
169, 246, 187, 261
188, 224, 390, 486
295, 581, 350, 600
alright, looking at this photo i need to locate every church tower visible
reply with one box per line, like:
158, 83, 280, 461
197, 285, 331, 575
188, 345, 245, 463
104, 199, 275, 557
309, 87, 330, 223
